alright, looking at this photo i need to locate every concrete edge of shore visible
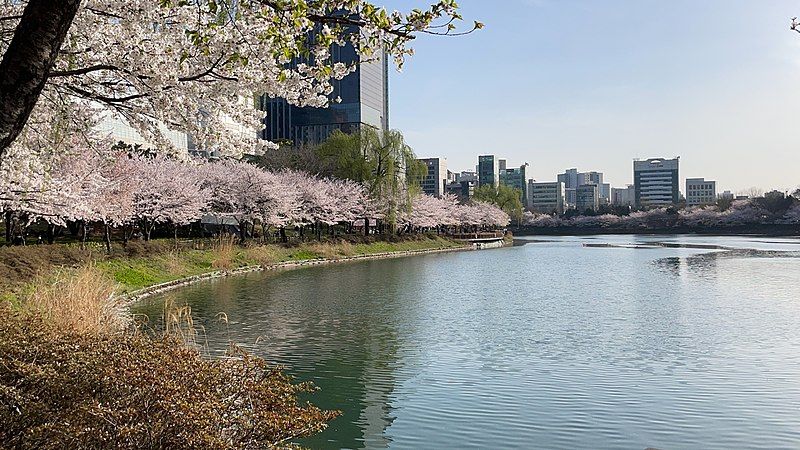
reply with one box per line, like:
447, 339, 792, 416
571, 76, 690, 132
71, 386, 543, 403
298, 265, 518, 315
117, 243, 504, 307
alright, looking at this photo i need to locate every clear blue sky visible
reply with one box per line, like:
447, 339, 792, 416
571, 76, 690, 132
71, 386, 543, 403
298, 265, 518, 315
385, 0, 800, 193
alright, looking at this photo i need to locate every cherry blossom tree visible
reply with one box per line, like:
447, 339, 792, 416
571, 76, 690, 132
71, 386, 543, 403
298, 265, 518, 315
718, 200, 769, 226
781, 202, 800, 224
202, 159, 299, 242
126, 156, 209, 241
0, 1, 481, 161
679, 206, 722, 228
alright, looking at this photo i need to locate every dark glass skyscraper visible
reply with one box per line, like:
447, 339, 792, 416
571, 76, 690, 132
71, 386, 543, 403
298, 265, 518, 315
260, 33, 389, 146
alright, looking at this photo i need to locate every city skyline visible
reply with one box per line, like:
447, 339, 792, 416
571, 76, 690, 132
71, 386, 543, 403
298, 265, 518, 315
387, 0, 800, 194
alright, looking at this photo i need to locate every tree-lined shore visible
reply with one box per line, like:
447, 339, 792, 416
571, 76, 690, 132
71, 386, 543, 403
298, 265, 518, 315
521, 193, 800, 234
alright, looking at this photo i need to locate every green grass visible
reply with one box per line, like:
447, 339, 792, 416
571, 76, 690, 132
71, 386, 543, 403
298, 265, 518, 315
93, 235, 466, 294
0, 235, 468, 298
286, 249, 319, 261
96, 250, 219, 293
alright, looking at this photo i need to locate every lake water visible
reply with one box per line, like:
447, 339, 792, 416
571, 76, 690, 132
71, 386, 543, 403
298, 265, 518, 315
133, 235, 800, 449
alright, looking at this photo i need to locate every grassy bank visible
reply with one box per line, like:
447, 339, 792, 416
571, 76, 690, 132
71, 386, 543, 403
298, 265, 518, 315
100, 235, 465, 295
1, 235, 467, 302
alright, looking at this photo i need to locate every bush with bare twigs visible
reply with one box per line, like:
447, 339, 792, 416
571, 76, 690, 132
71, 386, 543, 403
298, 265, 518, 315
0, 306, 338, 449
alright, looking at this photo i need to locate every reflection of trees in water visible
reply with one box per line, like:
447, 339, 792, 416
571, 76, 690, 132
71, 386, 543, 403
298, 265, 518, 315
245, 261, 422, 450
133, 261, 411, 450
655, 249, 800, 279
654, 253, 719, 279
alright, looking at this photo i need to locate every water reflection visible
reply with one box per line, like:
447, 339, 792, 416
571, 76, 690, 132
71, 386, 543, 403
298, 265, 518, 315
134, 236, 800, 449
655, 247, 800, 279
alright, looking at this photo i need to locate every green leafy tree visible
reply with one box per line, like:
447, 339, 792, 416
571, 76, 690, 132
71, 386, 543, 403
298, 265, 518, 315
314, 131, 371, 182
473, 184, 524, 224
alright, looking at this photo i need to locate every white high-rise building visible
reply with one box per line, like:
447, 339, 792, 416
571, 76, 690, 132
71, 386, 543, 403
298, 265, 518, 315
685, 178, 716, 206
528, 181, 565, 214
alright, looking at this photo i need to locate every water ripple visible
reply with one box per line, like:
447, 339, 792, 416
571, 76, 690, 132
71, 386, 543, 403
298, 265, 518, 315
134, 235, 800, 449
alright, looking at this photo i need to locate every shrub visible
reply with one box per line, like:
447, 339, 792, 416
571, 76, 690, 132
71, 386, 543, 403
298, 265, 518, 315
307, 242, 340, 260
337, 240, 355, 257
0, 308, 338, 449
120, 239, 176, 258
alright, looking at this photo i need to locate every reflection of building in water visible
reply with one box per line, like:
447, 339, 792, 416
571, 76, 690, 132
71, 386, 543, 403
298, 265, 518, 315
237, 263, 406, 449
357, 339, 398, 448
654, 251, 722, 279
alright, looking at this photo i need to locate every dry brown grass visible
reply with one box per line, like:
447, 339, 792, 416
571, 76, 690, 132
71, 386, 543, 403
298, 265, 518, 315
161, 296, 201, 348
243, 244, 281, 267
337, 239, 355, 257
23, 265, 127, 334
307, 242, 338, 259
211, 235, 237, 270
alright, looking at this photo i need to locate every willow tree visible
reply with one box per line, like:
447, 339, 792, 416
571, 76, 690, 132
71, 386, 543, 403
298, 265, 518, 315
0, 1, 481, 163
362, 128, 417, 230
314, 127, 423, 232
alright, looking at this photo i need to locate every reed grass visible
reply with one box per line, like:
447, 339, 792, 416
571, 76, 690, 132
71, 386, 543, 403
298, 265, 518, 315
211, 235, 236, 270
23, 265, 127, 334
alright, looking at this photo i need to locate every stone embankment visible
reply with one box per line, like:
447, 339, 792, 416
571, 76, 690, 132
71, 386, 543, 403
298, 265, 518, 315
119, 244, 498, 305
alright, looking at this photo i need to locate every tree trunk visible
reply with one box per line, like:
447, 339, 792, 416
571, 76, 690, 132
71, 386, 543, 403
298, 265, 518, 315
280, 227, 287, 243
238, 220, 247, 244
4, 211, 11, 244
79, 221, 88, 250
143, 220, 153, 241
141, 219, 151, 241
0, 0, 82, 158
46, 223, 56, 244
104, 223, 112, 254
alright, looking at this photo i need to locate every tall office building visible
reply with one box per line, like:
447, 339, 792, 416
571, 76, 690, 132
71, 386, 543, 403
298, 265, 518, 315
418, 158, 448, 197
529, 181, 565, 214
557, 169, 580, 188
633, 157, 680, 207
260, 22, 389, 146
500, 163, 529, 201
97, 112, 192, 154
478, 155, 500, 187
579, 171, 610, 204
578, 171, 601, 186
459, 171, 478, 183
576, 184, 599, 212
445, 180, 476, 202
685, 178, 716, 206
